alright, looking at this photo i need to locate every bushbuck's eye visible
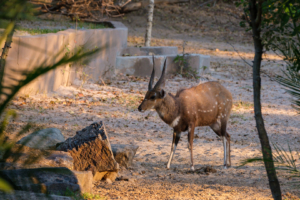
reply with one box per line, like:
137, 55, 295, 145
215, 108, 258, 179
150, 95, 156, 100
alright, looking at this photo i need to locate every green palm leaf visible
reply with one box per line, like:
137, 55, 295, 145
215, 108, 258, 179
275, 68, 300, 112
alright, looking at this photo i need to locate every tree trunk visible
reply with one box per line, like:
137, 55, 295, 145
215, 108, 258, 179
145, 0, 154, 47
249, 0, 282, 199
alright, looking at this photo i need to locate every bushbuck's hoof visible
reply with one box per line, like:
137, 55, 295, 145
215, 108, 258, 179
223, 164, 231, 169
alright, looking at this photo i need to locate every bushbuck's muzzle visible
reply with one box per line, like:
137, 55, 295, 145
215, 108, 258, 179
138, 104, 142, 112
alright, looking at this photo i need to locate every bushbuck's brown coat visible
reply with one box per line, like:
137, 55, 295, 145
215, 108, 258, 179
138, 57, 232, 170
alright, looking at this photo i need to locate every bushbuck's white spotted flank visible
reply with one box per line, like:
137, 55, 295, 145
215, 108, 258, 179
138, 56, 233, 170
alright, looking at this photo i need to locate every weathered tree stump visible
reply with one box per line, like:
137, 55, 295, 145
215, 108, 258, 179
56, 122, 119, 182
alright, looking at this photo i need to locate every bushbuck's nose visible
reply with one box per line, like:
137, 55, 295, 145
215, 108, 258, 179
138, 105, 142, 112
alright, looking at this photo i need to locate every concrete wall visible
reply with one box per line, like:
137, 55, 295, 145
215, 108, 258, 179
1, 21, 127, 95
1, 21, 211, 96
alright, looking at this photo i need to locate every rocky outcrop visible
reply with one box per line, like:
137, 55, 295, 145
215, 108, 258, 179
0, 167, 93, 195
0, 144, 73, 170
56, 122, 119, 182
17, 128, 65, 150
69, 137, 118, 174
0, 190, 73, 200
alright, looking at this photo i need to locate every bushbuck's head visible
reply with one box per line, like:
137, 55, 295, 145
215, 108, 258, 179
138, 56, 167, 112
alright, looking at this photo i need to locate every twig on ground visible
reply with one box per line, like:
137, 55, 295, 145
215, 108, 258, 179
197, 0, 215, 8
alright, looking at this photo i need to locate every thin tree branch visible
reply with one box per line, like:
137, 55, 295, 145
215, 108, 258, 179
197, 0, 215, 8
225, 39, 252, 67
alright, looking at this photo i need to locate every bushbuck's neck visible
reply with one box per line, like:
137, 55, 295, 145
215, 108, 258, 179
155, 93, 179, 125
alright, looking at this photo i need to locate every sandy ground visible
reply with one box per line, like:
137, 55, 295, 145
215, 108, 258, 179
5, 1, 300, 200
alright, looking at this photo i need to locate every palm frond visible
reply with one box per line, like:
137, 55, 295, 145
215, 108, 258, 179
0, 177, 13, 193
0, 0, 34, 45
240, 143, 300, 186
275, 68, 300, 112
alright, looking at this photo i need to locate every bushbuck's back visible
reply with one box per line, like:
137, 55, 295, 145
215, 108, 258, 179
176, 82, 232, 127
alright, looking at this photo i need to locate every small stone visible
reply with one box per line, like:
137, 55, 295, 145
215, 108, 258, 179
106, 179, 112, 184
131, 172, 139, 176
141, 170, 146, 174
104, 171, 118, 183
204, 166, 217, 173
93, 172, 108, 182
111, 144, 139, 168
129, 178, 136, 183
117, 176, 129, 181
72, 171, 93, 193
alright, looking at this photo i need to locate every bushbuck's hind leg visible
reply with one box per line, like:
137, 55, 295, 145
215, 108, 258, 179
210, 121, 231, 168
221, 121, 231, 168
188, 124, 195, 171
226, 132, 231, 166
167, 131, 181, 169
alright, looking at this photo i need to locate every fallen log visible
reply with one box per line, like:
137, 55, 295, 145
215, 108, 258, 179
33, 0, 190, 20
154, 0, 190, 4
122, 0, 190, 13
122, 2, 142, 13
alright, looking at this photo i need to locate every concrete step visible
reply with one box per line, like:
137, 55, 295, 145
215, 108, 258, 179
115, 54, 210, 77
119, 46, 178, 56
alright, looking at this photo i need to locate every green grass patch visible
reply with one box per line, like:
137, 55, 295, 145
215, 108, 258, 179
15, 27, 63, 35
82, 192, 106, 200
77, 22, 108, 29
233, 100, 254, 109
0, 19, 109, 35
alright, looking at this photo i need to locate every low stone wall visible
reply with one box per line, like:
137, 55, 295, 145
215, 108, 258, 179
2, 21, 127, 95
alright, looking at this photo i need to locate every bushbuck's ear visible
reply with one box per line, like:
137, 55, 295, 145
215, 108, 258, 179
159, 89, 166, 98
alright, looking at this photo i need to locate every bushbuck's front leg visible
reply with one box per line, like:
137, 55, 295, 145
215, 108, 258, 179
188, 124, 195, 171
167, 131, 181, 169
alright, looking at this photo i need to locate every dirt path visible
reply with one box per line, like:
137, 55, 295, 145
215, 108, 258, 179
8, 73, 300, 199
6, 1, 300, 200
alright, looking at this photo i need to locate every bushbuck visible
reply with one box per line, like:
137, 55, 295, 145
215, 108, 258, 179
138, 57, 233, 170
